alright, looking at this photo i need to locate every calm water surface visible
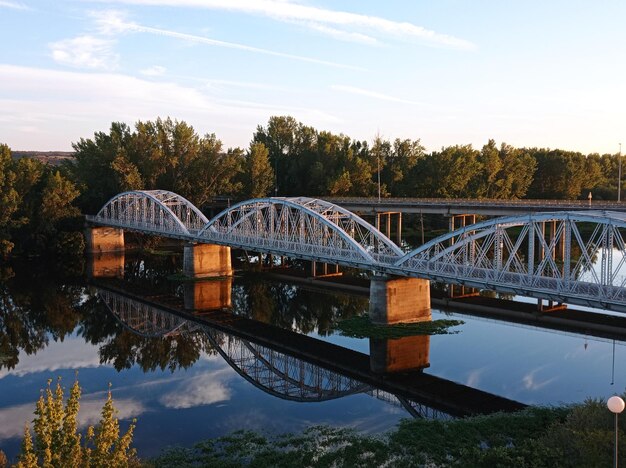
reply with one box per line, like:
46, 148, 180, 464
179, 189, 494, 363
0, 252, 625, 460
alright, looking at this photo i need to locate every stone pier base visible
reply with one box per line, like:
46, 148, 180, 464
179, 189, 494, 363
184, 277, 233, 311
84, 227, 124, 253
369, 276, 431, 324
370, 336, 430, 373
183, 243, 233, 278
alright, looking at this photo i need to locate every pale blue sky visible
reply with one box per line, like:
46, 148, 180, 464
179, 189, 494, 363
1, 0, 625, 153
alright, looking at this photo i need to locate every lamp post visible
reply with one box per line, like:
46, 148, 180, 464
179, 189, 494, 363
608, 395, 625, 467
619, 143, 622, 202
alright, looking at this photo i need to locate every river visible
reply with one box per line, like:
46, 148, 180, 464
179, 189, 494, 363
0, 249, 624, 460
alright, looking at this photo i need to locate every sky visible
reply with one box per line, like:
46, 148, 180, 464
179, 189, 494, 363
0, 0, 625, 154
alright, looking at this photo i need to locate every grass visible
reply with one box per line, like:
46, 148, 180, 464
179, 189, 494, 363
334, 315, 464, 339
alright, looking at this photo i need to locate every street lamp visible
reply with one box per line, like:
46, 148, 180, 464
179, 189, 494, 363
608, 395, 625, 467
619, 143, 622, 202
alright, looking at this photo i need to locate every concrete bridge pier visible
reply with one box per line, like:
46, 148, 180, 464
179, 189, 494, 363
369, 275, 431, 324
536, 298, 567, 313
184, 277, 233, 311
448, 214, 477, 246
84, 227, 124, 253
310, 261, 341, 277
183, 243, 233, 278
375, 211, 403, 245
370, 335, 430, 373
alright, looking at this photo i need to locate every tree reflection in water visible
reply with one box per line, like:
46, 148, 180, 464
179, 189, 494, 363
232, 275, 368, 335
0, 253, 369, 374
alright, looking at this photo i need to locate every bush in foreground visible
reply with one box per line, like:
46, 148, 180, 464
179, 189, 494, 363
14, 378, 137, 468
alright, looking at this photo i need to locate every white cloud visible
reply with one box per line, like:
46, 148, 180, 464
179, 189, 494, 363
331, 84, 424, 106
204, 79, 287, 92
159, 369, 233, 409
0, 64, 341, 151
49, 35, 119, 70
0, 0, 30, 10
93, 0, 475, 50
522, 368, 558, 391
0, 337, 102, 380
296, 21, 379, 45
90, 9, 131, 35
465, 368, 485, 388
92, 13, 363, 70
140, 65, 166, 76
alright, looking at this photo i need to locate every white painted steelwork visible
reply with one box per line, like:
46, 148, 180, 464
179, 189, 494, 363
89, 191, 626, 312
95, 190, 209, 236
393, 211, 626, 311
199, 197, 403, 265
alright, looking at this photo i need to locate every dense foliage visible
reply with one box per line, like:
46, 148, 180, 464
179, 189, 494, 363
151, 401, 626, 467
0, 144, 83, 259
15, 379, 137, 468
1, 115, 622, 259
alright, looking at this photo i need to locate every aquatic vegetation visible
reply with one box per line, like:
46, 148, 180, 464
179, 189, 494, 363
334, 315, 464, 339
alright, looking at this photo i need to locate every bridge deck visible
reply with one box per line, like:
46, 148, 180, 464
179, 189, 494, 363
88, 190, 626, 314
212, 196, 626, 216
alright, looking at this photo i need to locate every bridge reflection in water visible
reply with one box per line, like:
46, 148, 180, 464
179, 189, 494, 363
95, 283, 526, 420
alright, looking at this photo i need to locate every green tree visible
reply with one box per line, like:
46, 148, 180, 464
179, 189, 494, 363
414, 145, 481, 198
253, 116, 298, 195
175, 135, 244, 207
111, 153, 143, 192
39, 172, 81, 233
527, 149, 590, 199
17, 379, 137, 468
471, 140, 536, 199
382, 138, 425, 196
0, 144, 20, 256
244, 142, 274, 198
66, 118, 244, 212
66, 122, 132, 213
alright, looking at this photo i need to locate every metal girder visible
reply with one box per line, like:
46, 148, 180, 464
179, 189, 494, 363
198, 197, 403, 264
90, 191, 626, 312
96, 190, 208, 235
395, 211, 626, 311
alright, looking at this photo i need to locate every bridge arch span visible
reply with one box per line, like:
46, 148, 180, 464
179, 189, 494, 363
395, 211, 626, 308
96, 190, 209, 236
198, 197, 403, 266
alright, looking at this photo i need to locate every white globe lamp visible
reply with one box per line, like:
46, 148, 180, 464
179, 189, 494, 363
608, 396, 625, 468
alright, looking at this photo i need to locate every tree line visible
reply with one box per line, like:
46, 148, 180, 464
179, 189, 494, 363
0, 115, 623, 258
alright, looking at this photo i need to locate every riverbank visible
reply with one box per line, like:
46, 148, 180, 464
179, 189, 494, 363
149, 400, 622, 467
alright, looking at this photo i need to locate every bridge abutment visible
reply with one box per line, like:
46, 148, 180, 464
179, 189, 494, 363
183, 243, 233, 278
370, 335, 430, 373
369, 276, 431, 324
84, 227, 124, 253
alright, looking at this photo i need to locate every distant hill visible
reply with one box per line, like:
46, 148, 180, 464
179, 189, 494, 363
12, 151, 74, 166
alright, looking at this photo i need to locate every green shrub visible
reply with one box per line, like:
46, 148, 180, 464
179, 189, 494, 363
15, 378, 137, 468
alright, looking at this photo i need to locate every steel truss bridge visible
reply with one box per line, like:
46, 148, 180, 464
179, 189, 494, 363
98, 288, 449, 419
87, 190, 626, 312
